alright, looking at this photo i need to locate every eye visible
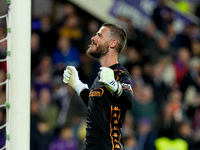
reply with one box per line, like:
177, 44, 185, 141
97, 33, 101, 40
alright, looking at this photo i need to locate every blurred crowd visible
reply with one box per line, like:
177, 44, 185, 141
0, 0, 200, 150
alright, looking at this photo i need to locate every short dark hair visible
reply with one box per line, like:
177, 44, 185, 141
102, 23, 127, 53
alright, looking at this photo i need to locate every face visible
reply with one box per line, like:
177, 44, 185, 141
87, 26, 110, 59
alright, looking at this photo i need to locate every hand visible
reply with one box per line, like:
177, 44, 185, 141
99, 67, 122, 96
63, 66, 88, 95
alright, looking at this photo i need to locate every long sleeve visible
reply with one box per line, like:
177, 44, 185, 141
117, 88, 133, 110
80, 89, 90, 106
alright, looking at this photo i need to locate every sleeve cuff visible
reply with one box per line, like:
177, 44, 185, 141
75, 81, 89, 96
111, 82, 122, 97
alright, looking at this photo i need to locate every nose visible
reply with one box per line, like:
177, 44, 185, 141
91, 33, 98, 41
91, 35, 95, 41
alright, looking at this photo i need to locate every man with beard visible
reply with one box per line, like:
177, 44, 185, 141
63, 23, 134, 150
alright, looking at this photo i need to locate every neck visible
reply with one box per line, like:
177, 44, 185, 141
99, 50, 118, 67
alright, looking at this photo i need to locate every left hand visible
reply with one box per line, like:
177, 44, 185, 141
99, 67, 118, 92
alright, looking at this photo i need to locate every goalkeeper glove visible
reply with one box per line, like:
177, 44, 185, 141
63, 66, 88, 95
99, 67, 122, 97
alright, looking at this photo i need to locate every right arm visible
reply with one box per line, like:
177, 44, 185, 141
80, 89, 90, 106
63, 66, 89, 106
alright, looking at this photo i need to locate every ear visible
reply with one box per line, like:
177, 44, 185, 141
109, 40, 117, 48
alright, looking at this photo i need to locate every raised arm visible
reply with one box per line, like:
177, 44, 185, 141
63, 66, 89, 106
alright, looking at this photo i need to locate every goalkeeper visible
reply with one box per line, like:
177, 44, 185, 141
63, 23, 134, 150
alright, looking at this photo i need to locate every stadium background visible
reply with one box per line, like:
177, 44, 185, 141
0, 0, 200, 149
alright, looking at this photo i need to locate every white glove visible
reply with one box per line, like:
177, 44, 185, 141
63, 66, 88, 95
99, 67, 122, 96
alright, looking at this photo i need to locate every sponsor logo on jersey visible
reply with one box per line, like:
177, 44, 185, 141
89, 88, 104, 97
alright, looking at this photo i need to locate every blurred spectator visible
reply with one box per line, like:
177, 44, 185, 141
132, 84, 143, 104
32, 55, 54, 78
58, 14, 83, 49
192, 94, 200, 130
31, 86, 38, 101
51, 36, 80, 75
173, 47, 190, 86
55, 3, 76, 30
191, 41, 200, 57
77, 119, 87, 149
124, 136, 137, 150
30, 88, 55, 150
32, 70, 52, 94
51, 76, 69, 127
154, 34, 174, 61
190, 25, 200, 42
167, 89, 184, 122
31, 119, 54, 150
179, 57, 200, 111
124, 47, 142, 66
32, 15, 58, 54
177, 120, 197, 150
176, 24, 193, 50
154, 102, 178, 139
131, 84, 157, 128
122, 112, 135, 141
139, 21, 161, 63
125, 19, 144, 52
161, 56, 176, 87
152, 0, 174, 32
59, 14, 82, 40
31, 32, 46, 72
37, 88, 59, 132
51, 76, 87, 127
192, 95, 200, 149
135, 118, 157, 150
149, 61, 170, 108
48, 125, 78, 150
30, 98, 39, 149
31, 97, 39, 133
30, 88, 39, 132
142, 61, 154, 84
129, 63, 145, 87
165, 23, 178, 49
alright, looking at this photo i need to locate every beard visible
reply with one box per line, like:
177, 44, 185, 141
86, 41, 109, 59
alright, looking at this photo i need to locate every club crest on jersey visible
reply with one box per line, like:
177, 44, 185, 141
89, 88, 104, 97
